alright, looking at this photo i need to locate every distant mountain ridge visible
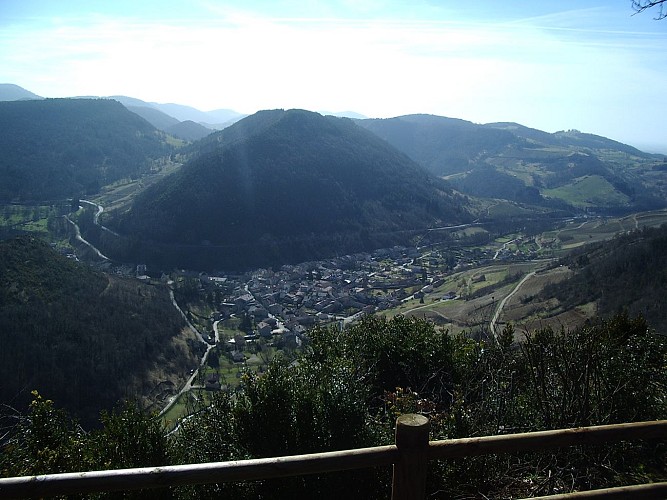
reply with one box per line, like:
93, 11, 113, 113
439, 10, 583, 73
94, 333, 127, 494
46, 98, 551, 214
2, 83, 665, 219
165, 120, 213, 141
107, 109, 470, 269
357, 114, 664, 213
485, 122, 648, 156
108, 95, 246, 132
124, 103, 180, 130
0, 98, 172, 201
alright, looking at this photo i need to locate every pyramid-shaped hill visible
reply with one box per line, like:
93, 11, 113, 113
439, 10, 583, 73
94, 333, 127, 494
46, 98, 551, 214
110, 109, 471, 269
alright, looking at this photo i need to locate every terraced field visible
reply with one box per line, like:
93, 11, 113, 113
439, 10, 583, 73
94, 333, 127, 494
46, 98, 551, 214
384, 209, 667, 338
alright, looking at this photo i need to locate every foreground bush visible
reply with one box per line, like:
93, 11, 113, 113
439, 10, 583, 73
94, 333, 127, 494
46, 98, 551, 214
1, 314, 664, 498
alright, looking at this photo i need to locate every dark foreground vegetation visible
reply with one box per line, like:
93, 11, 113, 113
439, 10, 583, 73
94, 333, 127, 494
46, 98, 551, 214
2, 314, 664, 499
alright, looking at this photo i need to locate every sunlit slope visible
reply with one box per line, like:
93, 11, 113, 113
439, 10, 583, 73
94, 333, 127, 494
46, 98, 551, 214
358, 115, 665, 213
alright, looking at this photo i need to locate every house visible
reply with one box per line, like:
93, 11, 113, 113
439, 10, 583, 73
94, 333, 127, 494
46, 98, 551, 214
229, 350, 245, 363
264, 317, 278, 327
204, 374, 221, 391
234, 294, 254, 312
322, 300, 343, 314
248, 305, 269, 320
315, 312, 332, 322
268, 303, 283, 315
257, 321, 273, 338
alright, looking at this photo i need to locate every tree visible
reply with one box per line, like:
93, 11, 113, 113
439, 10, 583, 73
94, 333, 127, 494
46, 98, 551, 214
239, 312, 252, 333
207, 351, 220, 369
632, 0, 667, 19
0, 392, 87, 477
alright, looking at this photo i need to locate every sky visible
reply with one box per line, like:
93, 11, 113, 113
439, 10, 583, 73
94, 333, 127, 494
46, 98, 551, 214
1, 0, 666, 151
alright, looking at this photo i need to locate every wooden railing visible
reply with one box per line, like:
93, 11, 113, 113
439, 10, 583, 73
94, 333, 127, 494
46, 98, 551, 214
0, 417, 665, 499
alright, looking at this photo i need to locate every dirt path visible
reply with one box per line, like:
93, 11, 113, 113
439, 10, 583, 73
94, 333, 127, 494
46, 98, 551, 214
489, 271, 536, 339
158, 290, 214, 418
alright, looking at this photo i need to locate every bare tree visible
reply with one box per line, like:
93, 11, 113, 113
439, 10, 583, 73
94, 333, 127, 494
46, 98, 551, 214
632, 0, 667, 19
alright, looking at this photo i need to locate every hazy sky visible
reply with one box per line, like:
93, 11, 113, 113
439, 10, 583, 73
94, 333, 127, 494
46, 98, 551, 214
1, 0, 666, 151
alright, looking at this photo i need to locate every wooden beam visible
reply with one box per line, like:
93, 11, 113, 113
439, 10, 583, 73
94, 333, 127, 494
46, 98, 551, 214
428, 420, 667, 459
0, 420, 664, 499
522, 481, 667, 499
0, 445, 398, 499
392, 414, 430, 500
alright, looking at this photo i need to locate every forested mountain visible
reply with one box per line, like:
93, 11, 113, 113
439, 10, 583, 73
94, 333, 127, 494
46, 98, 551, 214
0, 99, 172, 201
165, 120, 214, 141
542, 223, 667, 334
107, 109, 471, 269
485, 122, 648, 155
125, 104, 181, 130
358, 114, 522, 175
0, 236, 198, 427
358, 115, 666, 213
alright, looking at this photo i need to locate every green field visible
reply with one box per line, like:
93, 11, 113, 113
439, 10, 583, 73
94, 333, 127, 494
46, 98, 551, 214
0, 203, 73, 249
543, 175, 630, 208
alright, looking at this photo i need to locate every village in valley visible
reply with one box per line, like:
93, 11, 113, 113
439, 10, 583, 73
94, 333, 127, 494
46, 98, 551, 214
157, 227, 553, 418
152, 207, 667, 424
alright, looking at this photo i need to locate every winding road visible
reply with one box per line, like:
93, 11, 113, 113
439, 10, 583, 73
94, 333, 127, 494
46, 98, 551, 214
80, 199, 121, 237
63, 215, 111, 261
74, 199, 218, 418
489, 271, 536, 340
158, 290, 217, 418
493, 238, 517, 260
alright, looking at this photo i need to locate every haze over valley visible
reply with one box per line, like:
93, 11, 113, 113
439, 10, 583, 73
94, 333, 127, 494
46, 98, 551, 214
1, 2, 666, 498
1, 83, 666, 413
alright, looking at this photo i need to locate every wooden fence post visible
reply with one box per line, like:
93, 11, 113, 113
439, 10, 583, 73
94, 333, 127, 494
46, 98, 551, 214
391, 414, 430, 500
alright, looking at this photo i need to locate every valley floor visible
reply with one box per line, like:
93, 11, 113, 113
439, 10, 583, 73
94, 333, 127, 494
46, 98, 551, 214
4, 197, 667, 426
154, 208, 667, 425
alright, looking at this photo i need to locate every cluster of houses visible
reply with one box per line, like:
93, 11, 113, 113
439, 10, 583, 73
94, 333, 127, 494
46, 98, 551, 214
202, 246, 454, 336
171, 236, 543, 358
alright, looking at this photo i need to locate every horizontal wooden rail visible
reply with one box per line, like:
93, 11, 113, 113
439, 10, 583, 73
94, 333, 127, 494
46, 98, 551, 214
0, 445, 398, 499
522, 481, 667, 499
0, 419, 664, 499
428, 419, 667, 459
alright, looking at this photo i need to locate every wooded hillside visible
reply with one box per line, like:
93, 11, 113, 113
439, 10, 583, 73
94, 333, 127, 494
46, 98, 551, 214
0, 236, 197, 427
0, 99, 172, 201
107, 110, 471, 269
